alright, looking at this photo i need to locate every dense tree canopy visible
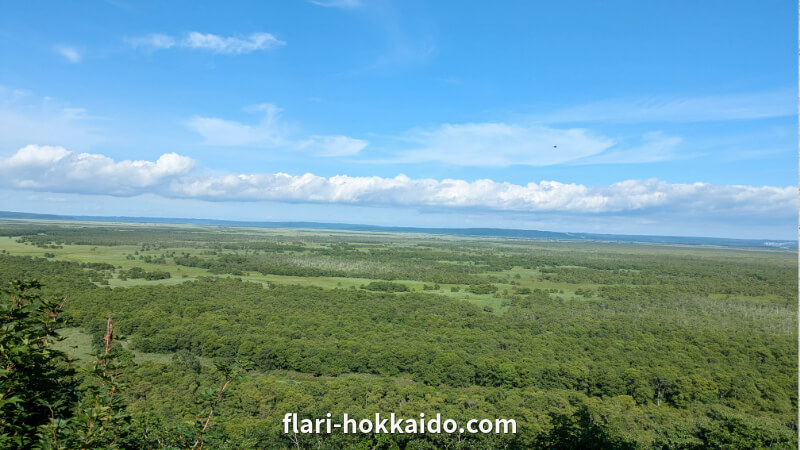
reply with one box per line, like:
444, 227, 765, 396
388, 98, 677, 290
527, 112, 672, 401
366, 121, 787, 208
0, 222, 796, 448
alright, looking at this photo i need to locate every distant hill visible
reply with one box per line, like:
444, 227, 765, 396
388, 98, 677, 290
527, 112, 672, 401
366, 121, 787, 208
0, 210, 795, 249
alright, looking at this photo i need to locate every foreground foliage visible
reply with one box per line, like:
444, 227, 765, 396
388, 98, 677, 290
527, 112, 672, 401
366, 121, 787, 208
0, 280, 245, 448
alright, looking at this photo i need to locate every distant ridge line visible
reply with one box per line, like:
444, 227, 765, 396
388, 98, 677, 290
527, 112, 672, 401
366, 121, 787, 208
0, 210, 795, 249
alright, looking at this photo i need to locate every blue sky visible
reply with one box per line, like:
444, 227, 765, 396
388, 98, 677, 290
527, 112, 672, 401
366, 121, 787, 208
0, 0, 796, 238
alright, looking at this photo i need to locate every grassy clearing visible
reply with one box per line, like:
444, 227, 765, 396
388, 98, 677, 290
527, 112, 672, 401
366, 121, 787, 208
51, 326, 95, 363
52, 327, 215, 367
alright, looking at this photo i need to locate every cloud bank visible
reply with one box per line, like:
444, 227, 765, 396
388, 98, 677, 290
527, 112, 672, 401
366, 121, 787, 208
1, 145, 195, 196
0, 146, 794, 218
127, 32, 285, 54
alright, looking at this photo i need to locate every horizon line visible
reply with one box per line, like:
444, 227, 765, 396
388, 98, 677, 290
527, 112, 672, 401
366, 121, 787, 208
0, 210, 795, 249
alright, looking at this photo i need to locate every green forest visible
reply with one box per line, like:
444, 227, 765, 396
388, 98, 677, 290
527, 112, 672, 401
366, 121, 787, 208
0, 220, 797, 448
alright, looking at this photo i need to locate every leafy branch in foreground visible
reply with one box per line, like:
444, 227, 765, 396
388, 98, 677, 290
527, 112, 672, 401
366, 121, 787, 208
1, 280, 133, 449
0, 279, 74, 448
1, 277, 250, 449
191, 360, 249, 449
64, 315, 132, 448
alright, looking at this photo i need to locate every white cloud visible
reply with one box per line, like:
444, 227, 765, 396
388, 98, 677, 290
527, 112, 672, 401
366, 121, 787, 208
55, 46, 82, 63
0, 145, 195, 196
183, 32, 284, 54
1, 146, 794, 219
176, 175, 791, 218
187, 104, 369, 156
543, 89, 797, 124
127, 32, 285, 54
395, 122, 615, 166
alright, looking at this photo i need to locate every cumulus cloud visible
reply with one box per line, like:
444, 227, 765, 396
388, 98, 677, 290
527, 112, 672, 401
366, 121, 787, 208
0, 145, 195, 196
55, 46, 82, 63
186, 104, 369, 157
395, 122, 615, 166
169, 173, 795, 217
1, 146, 794, 219
127, 32, 285, 54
